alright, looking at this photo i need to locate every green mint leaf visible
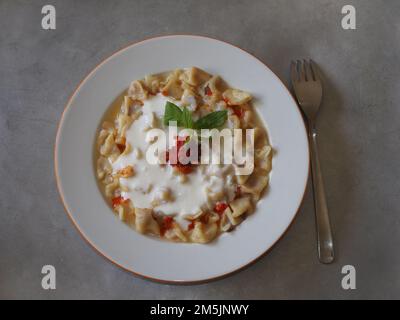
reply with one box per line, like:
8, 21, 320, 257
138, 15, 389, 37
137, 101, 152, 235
163, 101, 183, 126
194, 110, 228, 129
182, 107, 194, 129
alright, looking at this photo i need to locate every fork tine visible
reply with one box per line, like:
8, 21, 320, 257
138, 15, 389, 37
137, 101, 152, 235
290, 60, 298, 82
309, 59, 320, 82
297, 60, 306, 81
303, 59, 314, 81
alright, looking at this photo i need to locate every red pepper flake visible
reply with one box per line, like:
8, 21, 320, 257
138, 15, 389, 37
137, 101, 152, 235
214, 202, 228, 215
175, 163, 193, 174
163, 216, 173, 228
116, 143, 125, 153
231, 105, 243, 118
200, 213, 209, 224
160, 216, 174, 236
112, 196, 124, 208
167, 135, 195, 174
176, 136, 187, 150
116, 137, 126, 153
235, 185, 242, 199
204, 85, 213, 96
187, 221, 195, 231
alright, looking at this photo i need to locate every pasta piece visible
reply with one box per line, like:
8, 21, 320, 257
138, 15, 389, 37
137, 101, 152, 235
104, 177, 119, 198
203, 222, 219, 242
116, 200, 134, 223
99, 132, 120, 163
164, 222, 187, 242
224, 206, 242, 226
220, 213, 233, 232
121, 96, 132, 115
203, 75, 223, 105
160, 70, 184, 100
181, 88, 198, 111
240, 170, 269, 201
144, 74, 165, 94
116, 114, 133, 136
183, 211, 205, 221
97, 156, 112, 180
241, 109, 254, 128
190, 221, 218, 243
208, 212, 220, 223
179, 67, 211, 86
120, 96, 144, 118
205, 75, 221, 93
97, 123, 115, 148
230, 195, 252, 218
253, 127, 267, 149
222, 88, 252, 105
117, 165, 135, 178
135, 208, 160, 235
128, 80, 148, 100
100, 133, 115, 156
255, 145, 272, 171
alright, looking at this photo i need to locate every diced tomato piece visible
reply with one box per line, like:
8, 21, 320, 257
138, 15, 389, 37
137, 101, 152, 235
175, 163, 193, 174
160, 216, 174, 236
167, 135, 196, 174
235, 185, 242, 199
112, 196, 124, 208
161, 90, 168, 96
187, 221, 195, 231
214, 202, 228, 214
231, 105, 243, 118
176, 137, 187, 150
200, 213, 209, 224
204, 85, 212, 96
163, 216, 173, 228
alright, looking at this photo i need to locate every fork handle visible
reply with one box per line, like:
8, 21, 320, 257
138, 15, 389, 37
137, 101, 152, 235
308, 128, 334, 263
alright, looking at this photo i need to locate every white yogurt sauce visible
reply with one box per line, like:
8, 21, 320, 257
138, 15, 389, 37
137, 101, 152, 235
112, 94, 235, 225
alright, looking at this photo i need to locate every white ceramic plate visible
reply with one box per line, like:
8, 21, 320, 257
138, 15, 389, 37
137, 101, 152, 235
55, 35, 309, 283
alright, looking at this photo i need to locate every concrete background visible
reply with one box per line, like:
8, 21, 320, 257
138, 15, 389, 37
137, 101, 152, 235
1, 0, 399, 299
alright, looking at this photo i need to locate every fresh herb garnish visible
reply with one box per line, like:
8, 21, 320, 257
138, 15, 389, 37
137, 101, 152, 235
163, 101, 184, 127
193, 110, 227, 129
182, 106, 194, 129
163, 102, 227, 130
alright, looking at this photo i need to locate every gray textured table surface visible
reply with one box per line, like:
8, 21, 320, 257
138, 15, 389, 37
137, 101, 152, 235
1, 0, 399, 299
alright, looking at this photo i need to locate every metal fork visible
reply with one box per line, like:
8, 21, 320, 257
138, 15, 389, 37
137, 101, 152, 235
290, 59, 334, 264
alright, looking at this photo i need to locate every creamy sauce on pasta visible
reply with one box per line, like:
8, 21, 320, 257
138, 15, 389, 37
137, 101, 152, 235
111, 94, 236, 225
